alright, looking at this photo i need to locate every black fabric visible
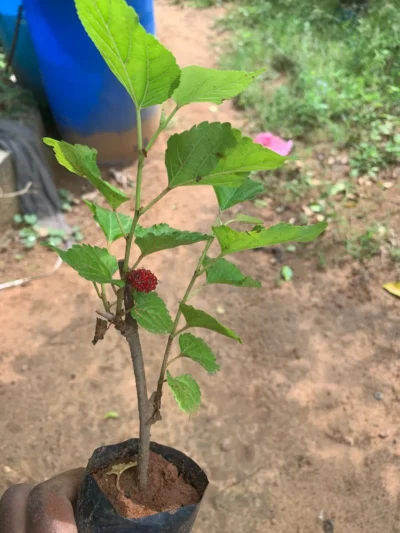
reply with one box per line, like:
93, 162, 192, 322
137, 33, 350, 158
0, 118, 61, 217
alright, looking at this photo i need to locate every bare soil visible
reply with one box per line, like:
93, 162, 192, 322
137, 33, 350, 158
94, 451, 200, 519
1, 2, 400, 532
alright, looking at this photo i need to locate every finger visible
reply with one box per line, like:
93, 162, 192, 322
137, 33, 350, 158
0, 483, 33, 533
27, 468, 85, 533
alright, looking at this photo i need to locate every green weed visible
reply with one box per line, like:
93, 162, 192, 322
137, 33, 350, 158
217, 1, 400, 176
346, 226, 384, 262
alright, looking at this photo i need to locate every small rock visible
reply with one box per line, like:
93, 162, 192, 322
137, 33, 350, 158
35, 226, 49, 238
109, 168, 130, 188
81, 191, 98, 201
327, 156, 335, 166
379, 432, 388, 439
216, 306, 225, 315
20, 364, 28, 373
209, 105, 218, 113
323, 519, 334, 533
3, 466, 12, 474
344, 436, 354, 447
383, 181, 394, 189
219, 438, 232, 452
302, 205, 313, 217
374, 391, 383, 401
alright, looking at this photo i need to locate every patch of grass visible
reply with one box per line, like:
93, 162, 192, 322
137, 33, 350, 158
217, 1, 400, 177
346, 226, 383, 262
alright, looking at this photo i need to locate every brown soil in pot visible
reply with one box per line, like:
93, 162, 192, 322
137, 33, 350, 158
93, 451, 200, 519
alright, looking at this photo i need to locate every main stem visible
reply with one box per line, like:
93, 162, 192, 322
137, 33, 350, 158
119, 108, 151, 491
122, 276, 150, 491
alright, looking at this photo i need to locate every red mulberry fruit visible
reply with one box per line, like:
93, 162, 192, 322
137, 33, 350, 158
127, 268, 158, 293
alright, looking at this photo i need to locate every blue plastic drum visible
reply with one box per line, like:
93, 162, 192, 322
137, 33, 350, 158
0, 0, 46, 103
22, 0, 159, 165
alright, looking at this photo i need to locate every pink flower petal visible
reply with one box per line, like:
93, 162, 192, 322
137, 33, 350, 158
254, 132, 293, 156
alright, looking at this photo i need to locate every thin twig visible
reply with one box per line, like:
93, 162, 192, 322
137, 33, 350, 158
5, 5, 23, 71
150, 237, 214, 421
0, 257, 62, 291
0, 181, 32, 198
95, 309, 115, 321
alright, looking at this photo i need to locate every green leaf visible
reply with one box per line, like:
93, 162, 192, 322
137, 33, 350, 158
13, 214, 23, 224
173, 66, 263, 107
166, 122, 237, 188
47, 228, 67, 238
24, 214, 38, 226
254, 198, 268, 208
214, 178, 265, 211
203, 257, 261, 288
235, 214, 263, 224
166, 371, 201, 413
23, 236, 37, 249
84, 201, 133, 242
19, 227, 36, 238
134, 224, 209, 256
219, 129, 286, 174
62, 202, 72, 212
281, 265, 294, 281
75, 0, 180, 108
47, 243, 123, 285
179, 333, 220, 373
48, 236, 64, 247
131, 292, 173, 334
180, 303, 241, 343
104, 411, 119, 420
212, 222, 327, 256
166, 124, 286, 189
44, 139, 129, 209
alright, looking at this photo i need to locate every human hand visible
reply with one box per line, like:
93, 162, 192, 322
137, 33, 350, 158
0, 468, 84, 533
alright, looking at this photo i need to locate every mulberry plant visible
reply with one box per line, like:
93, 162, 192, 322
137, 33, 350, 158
44, 0, 327, 494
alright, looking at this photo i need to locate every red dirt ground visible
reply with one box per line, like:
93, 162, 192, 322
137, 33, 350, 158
1, 2, 400, 532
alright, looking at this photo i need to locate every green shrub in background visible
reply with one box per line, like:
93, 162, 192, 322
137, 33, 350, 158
212, 0, 400, 177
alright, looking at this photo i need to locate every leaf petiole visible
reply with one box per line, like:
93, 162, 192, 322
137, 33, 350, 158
145, 105, 179, 153
140, 187, 170, 215
113, 209, 127, 238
